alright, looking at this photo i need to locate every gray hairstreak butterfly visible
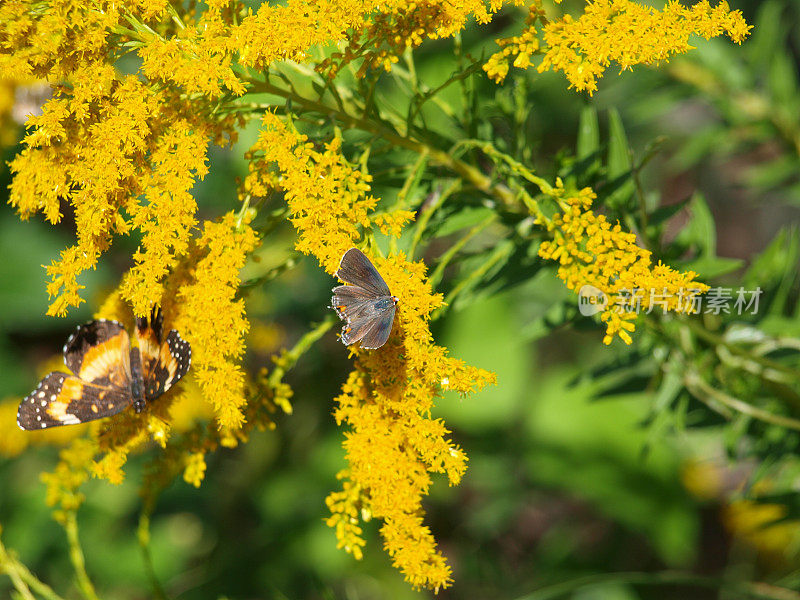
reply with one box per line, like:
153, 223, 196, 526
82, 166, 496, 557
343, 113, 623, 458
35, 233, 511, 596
331, 248, 399, 349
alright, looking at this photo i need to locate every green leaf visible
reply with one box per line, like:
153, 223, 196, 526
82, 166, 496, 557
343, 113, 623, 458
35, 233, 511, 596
743, 154, 800, 190
647, 196, 691, 227
674, 192, 716, 258
768, 50, 800, 108
606, 108, 635, 210
431, 206, 495, 237
742, 227, 800, 316
577, 105, 599, 161
679, 255, 743, 279
747, 1, 787, 71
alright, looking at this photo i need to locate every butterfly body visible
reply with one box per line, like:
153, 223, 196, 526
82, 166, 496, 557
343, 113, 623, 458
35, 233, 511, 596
17, 308, 191, 430
128, 348, 146, 413
331, 248, 398, 350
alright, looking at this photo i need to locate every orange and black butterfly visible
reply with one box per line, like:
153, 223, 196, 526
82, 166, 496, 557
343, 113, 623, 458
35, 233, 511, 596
16, 307, 191, 430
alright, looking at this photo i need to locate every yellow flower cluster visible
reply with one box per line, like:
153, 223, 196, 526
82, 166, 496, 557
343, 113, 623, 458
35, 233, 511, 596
247, 112, 414, 274
233, 0, 381, 69
538, 190, 708, 344
1, 1, 249, 318
87, 212, 257, 484
486, 0, 751, 93
170, 213, 260, 431
9, 208, 258, 497
40, 439, 96, 523
183, 452, 208, 488
0, 0, 535, 318
247, 113, 495, 591
0, 79, 20, 149
484, 3, 544, 83
320, 0, 522, 76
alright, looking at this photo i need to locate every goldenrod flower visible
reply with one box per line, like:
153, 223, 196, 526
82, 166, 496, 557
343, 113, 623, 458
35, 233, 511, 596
248, 113, 495, 591
343, 0, 522, 75
538, 189, 708, 344
171, 213, 260, 430
486, 0, 751, 93
40, 439, 97, 522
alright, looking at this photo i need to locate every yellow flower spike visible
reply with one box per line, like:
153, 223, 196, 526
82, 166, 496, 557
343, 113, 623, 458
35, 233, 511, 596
485, 0, 750, 93
539, 193, 709, 345
40, 438, 97, 520
249, 113, 494, 591
170, 212, 259, 430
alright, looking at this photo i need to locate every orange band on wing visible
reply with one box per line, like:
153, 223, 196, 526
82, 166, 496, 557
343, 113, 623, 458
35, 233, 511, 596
77, 330, 130, 385
44, 377, 85, 424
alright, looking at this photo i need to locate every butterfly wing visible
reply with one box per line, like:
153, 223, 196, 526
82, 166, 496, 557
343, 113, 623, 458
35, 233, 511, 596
332, 282, 398, 349
331, 284, 380, 320
63, 319, 132, 388
358, 304, 396, 349
335, 248, 391, 296
341, 314, 379, 346
141, 330, 192, 400
17, 372, 133, 430
136, 307, 191, 401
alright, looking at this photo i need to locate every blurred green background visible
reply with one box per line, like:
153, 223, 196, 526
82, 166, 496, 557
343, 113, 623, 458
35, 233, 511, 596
3, 1, 800, 598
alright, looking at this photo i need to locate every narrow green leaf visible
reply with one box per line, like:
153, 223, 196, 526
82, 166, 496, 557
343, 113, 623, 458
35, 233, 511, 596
675, 192, 716, 258
432, 206, 496, 238
747, 0, 786, 70
743, 227, 800, 316
577, 105, 599, 161
768, 50, 800, 108
606, 108, 635, 210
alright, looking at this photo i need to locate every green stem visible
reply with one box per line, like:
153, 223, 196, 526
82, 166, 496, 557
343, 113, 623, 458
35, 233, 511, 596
429, 213, 498, 288
0, 540, 37, 600
239, 79, 516, 208
138, 509, 168, 600
681, 317, 800, 383
451, 138, 554, 196
389, 152, 429, 255
433, 242, 511, 320
241, 254, 301, 291
684, 369, 800, 432
236, 194, 252, 229
64, 513, 99, 600
408, 180, 461, 261
268, 316, 336, 389
0, 536, 65, 600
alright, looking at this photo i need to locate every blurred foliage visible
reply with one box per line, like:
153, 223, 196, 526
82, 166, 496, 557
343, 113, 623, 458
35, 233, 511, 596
2, 0, 800, 599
